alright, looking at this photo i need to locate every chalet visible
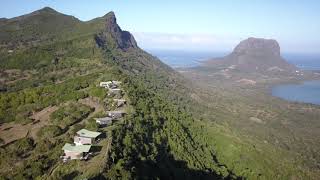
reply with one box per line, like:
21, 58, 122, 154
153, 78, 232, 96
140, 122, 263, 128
109, 88, 121, 94
74, 129, 102, 145
100, 81, 113, 88
112, 81, 121, 85
62, 143, 91, 161
107, 111, 126, 119
95, 117, 113, 126
100, 81, 121, 89
113, 99, 126, 107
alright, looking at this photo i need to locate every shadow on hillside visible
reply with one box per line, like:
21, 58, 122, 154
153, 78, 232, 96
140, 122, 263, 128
132, 153, 243, 180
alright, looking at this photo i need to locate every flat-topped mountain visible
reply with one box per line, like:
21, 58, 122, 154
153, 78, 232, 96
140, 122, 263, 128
204, 37, 298, 75
233, 37, 280, 56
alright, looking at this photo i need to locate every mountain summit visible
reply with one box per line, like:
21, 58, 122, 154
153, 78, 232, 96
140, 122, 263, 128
233, 37, 280, 57
95, 11, 137, 50
204, 37, 297, 75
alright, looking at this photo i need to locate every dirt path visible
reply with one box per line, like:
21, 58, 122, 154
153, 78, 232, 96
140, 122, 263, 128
29, 106, 59, 139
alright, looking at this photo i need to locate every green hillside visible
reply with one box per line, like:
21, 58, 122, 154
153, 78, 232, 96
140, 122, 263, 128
0, 7, 319, 180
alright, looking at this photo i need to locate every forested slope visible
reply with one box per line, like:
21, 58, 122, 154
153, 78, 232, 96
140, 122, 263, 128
0, 7, 317, 180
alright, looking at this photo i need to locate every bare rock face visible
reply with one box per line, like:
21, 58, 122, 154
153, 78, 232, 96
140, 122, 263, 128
95, 12, 137, 50
233, 37, 280, 57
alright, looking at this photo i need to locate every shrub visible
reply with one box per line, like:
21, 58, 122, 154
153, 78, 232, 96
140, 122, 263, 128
89, 86, 107, 100
8, 137, 34, 156
50, 103, 93, 129
85, 118, 99, 131
36, 125, 63, 139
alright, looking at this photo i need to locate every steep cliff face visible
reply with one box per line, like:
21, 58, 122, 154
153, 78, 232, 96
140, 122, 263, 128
233, 37, 280, 57
95, 12, 137, 50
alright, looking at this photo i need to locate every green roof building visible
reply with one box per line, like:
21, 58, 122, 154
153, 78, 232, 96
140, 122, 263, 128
74, 129, 102, 145
62, 143, 91, 160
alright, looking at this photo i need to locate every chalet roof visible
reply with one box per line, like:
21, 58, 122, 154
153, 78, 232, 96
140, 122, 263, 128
62, 143, 91, 152
100, 81, 112, 84
100, 81, 121, 85
110, 88, 121, 91
113, 99, 126, 102
76, 129, 101, 138
95, 117, 113, 122
112, 81, 121, 84
107, 110, 126, 114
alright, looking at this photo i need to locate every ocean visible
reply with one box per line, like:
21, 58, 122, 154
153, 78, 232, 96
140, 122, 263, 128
148, 49, 320, 71
148, 49, 320, 105
272, 80, 320, 105
147, 49, 228, 68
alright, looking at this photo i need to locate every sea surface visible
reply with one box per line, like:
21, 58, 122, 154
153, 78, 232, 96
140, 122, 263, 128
147, 49, 227, 68
272, 80, 320, 105
148, 49, 320, 105
283, 53, 320, 70
148, 49, 320, 71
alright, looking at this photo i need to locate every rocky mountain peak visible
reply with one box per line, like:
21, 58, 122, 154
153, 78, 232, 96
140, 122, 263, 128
104, 11, 116, 30
29, 7, 60, 17
38, 7, 57, 13
96, 11, 137, 50
233, 37, 280, 56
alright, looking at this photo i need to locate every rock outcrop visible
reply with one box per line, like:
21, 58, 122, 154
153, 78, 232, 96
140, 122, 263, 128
95, 12, 137, 50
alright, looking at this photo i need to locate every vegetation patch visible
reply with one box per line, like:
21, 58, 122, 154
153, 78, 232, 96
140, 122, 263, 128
50, 103, 93, 129
36, 125, 63, 139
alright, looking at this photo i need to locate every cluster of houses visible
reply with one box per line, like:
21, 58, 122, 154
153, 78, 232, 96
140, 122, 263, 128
94, 110, 126, 126
95, 81, 126, 126
61, 80, 127, 162
100, 81, 122, 96
62, 129, 102, 162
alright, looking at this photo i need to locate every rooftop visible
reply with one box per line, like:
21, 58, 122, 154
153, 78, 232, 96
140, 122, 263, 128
62, 143, 91, 152
95, 117, 113, 121
113, 99, 126, 101
107, 110, 126, 114
76, 129, 101, 138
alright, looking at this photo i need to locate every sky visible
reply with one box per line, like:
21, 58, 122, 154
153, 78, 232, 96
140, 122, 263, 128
1, 0, 320, 54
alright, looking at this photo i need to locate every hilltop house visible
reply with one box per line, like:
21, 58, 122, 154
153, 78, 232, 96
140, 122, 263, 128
107, 111, 126, 119
100, 81, 121, 89
108, 88, 122, 96
62, 143, 91, 161
100, 81, 112, 88
112, 81, 121, 85
74, 129, 102, 145
95, 117, 113, 126
113, 99, 126, 107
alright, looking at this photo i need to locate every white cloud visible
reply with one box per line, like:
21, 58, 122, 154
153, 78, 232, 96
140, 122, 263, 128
132, 32, 241, 52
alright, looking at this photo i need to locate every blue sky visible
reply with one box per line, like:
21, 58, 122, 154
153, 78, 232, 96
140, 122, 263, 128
1, 0, 319, 54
